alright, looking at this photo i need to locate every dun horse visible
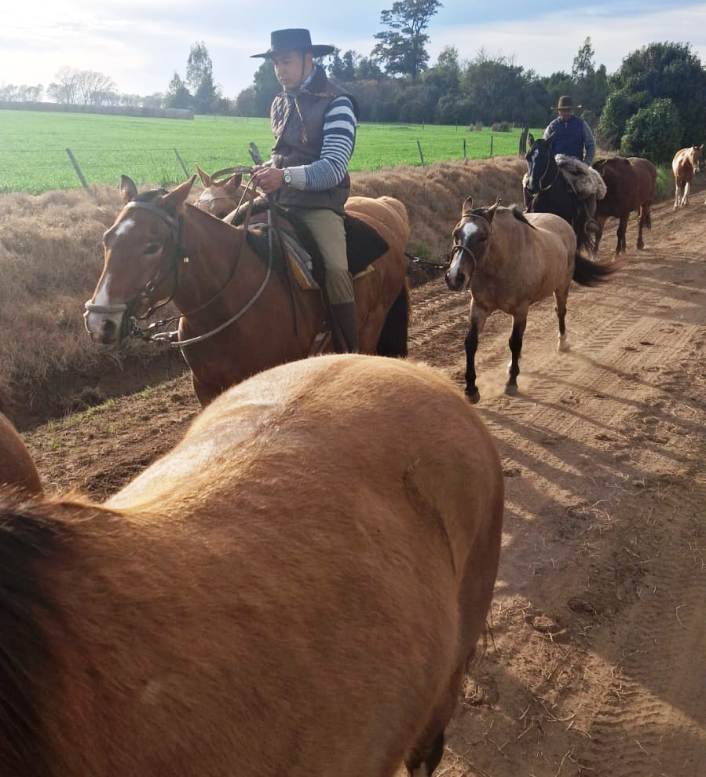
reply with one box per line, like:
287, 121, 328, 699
671, 145, 703, 209
593, 156, 657, 254
0, 354, 503, 777
445, 198, 615, 402
0, 412, 42, 494
84, 176, 409, 405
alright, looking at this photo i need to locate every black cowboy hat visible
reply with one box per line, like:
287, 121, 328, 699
251, 29, 335, 59
554, 95, 582, 110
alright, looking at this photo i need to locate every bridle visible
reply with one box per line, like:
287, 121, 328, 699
449, 212, 494, 280
85, 179, 270, 349
528, 146, 559, 197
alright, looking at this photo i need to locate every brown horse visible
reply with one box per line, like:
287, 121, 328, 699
446, 198, 615, 402
671, 145, 703, 209
84, 176, 410, 405
593, 156, 657, 254
0, 354, 503, 777
0, 412, 42, 494
194, 166, 247, 218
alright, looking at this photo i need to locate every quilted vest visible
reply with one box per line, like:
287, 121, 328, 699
547, 116, 586, 161
270, 66, 356, 213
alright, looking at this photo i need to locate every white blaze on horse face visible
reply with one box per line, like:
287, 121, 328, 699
114, 218, 136, 238
461, 222, 479, 241
199, 190, 215, 203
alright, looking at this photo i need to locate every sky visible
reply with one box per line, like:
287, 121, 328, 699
1, 0, 704, 97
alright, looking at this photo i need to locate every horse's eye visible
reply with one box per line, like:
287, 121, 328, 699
144, 242, 161, 255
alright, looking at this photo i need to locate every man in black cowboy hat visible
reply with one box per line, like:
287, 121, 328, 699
543, 95, 595, 164
251, 28, 359, 353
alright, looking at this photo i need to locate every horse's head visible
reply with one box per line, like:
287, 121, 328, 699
194, 166, 245, 219
525, 136, 555, 195
445, 196, 499, 291
692, 144, 704, 173
84, 174, 195, 345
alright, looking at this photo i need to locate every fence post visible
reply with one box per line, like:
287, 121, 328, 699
65, 148, 89, 190
416, 139, 425, 166
463, 138, 467, 160
490, 135, 494, 158
174, 148, 189, 177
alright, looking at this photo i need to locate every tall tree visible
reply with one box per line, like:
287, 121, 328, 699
572, 37, 595, 80
372, 0, 442, 80
185, 41, 219, 112
165, 72, 192, 110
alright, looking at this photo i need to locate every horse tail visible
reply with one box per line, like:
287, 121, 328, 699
377, 281, 409, 357
642, 205, 652, 230
573, 253, 617, 287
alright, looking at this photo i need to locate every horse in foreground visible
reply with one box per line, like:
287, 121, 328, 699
445, 198, 615, 402
84, 176, 410, 405
194, 166, 248, 218
0, 412, 42, 494
524, 137, 606, 257
672, 145, 703, 209
0, 354, 503, 777
593, 156, 657, 254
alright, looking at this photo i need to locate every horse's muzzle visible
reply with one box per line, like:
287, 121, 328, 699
84, 300, 127, 345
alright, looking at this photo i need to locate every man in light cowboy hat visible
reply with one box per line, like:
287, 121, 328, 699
251, 28, 359, 353
543, 95, 595, 164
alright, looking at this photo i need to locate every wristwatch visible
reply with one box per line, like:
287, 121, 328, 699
282, 168, 292, 185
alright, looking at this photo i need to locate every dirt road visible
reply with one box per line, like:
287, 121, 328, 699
27, 197, 705, 776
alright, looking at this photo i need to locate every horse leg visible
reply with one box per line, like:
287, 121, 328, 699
555, 286, 570, 352
464, 302, 488, 404
616, 215, 628, 255
637, 206, 647, 250
674, 181, 681, 210
682, 180, 691, 207
594, 214, 607, 257
505, 311, 527, 396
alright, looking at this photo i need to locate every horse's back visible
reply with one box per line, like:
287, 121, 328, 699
524, 211, 576, 252
345, 195, 411, 249
0, 413, 42, 495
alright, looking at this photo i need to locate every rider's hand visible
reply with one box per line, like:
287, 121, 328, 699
252, 166, 284, 193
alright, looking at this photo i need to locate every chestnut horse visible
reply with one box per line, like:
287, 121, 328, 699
0, 412, 42, 494
445, 198, 615, 402
0, 354, 503, 777
84, 176, 410, 405
592, 156, 657, 255
672, 145, 703, 209
194, 166, 247, 218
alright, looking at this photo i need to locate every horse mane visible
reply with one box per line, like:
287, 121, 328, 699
0, 502, 72, 777
134, 189, 168, 203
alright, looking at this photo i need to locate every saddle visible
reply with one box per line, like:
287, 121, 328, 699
226, 198, 389, 292
555, 155, 607, 201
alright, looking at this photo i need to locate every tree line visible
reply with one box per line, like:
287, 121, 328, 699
3, 0, 705, 163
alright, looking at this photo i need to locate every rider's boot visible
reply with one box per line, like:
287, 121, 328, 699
330, 302, 359, 353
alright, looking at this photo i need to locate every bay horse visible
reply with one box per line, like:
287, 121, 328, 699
0, 412, 42, 494
0, 354, 503, 777
524, 137, 600, 257
671, 145, 703, 209
194, 166, 248, 219
593, 156, 657, 254
84, 176, 410, 405
445, 197, 615, 402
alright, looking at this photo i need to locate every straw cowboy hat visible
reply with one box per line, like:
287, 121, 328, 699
554, 95, 582, 110
252, 29, 335, 59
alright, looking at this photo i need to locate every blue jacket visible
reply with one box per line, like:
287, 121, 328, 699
544, 116, 595, 164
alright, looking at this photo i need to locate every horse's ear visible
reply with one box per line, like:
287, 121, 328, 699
485, 198, 502, 224
223, 173, 243, 192
161, 176, 197, 212
196, 166, 212, 187
462, 196, 473, 215
120, 175, 138, 204
528, 132, 535, 145
545, 132, 555, 146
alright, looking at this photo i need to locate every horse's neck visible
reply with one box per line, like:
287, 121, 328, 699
175, 206, 249, 313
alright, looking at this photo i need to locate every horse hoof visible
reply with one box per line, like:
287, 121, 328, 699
466, 388, 481, 404
504, 384, 518, 396
558, 340, 570, 353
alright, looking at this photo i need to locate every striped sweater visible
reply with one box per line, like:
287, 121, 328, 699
286, 95, 357, 192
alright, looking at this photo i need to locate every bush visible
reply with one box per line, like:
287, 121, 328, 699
491, 121, 511, 132
598, 88, 650, 149
620, 98, 683, 164
468, 122, 483, 132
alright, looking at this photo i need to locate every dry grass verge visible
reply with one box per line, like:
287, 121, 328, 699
0, 157, 526, 428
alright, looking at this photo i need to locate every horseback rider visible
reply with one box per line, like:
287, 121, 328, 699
544, 95, 595, 165
251, 28, 359, 353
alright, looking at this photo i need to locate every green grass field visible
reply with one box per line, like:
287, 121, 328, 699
0, 109, 535, 193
